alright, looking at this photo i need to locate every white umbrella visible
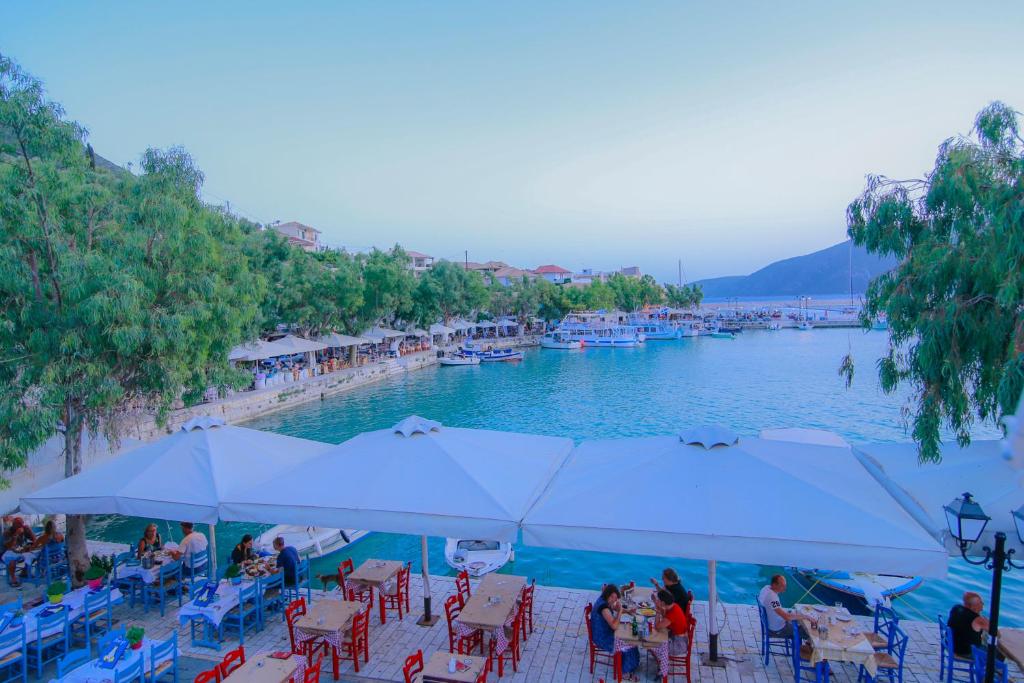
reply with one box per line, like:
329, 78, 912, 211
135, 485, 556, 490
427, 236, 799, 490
474, 320, 497, 329
362, 326, 407, 340
273, 334, 329, 354
429, 323, 456, 337
222, 415, 574, 623
450, 320, 474, 332
228, 339, 292, 361
20, 416, 331, 576
317, 332, 372, 348
760, 427, 850, 448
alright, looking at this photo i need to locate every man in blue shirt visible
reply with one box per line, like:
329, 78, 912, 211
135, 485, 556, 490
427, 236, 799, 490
273, 536, 300, 587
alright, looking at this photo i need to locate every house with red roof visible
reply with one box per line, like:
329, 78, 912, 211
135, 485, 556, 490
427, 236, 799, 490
532, 264, 573, 284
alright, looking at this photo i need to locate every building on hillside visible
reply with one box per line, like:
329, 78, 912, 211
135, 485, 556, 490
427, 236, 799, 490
619, 266, 642, 278
466, 261, 509, 278
407, 251, 434, 275
493, 266, 537, 287
533, 264, 573, 284
271, 221, 322, 251
574, 268, 606, 284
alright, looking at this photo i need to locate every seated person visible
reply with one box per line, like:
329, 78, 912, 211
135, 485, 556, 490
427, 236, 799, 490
591, 583, 640, 678
231, 534, 256, 565
137, 523, 162, 558
272, 536, 301, 587
758, 574, 808, 637
948, 591, 1000, 660
2, 518, 36, 587
650, 567, 690, 614
32, 520, 64, 549
653, 590, 690, 654
168, 522, 208, 571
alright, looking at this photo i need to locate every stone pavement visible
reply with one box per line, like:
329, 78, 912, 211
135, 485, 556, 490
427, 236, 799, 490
3, 574, 1018, 682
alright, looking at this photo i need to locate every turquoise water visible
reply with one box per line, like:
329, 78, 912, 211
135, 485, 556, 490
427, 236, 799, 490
88, 329, 1021, 625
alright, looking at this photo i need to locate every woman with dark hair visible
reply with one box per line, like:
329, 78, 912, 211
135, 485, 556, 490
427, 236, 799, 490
591, 583, 640, 678
231, 534, 255, 565
650, 567, 690, 613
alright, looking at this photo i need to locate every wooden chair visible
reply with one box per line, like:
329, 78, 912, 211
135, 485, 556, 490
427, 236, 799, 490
584, 604, 622, 683
193, 668, 221, 683
379, 562, 411, 623
338, 608, 370, 673
218, 645, 246, 678
402, 649, 424, 683
476, 654, 492, 683
304, 651, 325, 683
456, 570, 472, 606
445, 593, 484, 655
488, 603, 523, 678
285, 598, 308, 656
337, 559, 373, 608
663, 614, 697, 683
519, 579, 536, 641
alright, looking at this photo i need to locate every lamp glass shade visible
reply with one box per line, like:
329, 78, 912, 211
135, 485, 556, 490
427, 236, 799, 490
1013, 505, 1024, 544
943, 493, 990, 544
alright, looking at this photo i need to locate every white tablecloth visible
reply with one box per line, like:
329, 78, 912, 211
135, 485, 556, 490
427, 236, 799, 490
0, 586, 123, 659
178, 580, 252, 628
48, 636, 174, 682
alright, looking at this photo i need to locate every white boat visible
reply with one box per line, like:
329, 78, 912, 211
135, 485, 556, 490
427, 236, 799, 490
557, 314, 642, 347
256, 526, 370, 558
539, 331, 582, 349
629, 321, 680, 340
674, 320, 702, 337
439, 354, 480, 366
444, 538, 513, 577
797, 320, 814, 331
787, 567, 922, 615
711, 331, 736, 340
766, 321, 781, 331
459, 341, 524, 362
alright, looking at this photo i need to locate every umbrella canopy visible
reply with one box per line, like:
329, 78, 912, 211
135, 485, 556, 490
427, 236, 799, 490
317, 332, 372, 348
272, 334, 328, 354
362, 326, 406, 340
474, 320, 497, 329
760, 428, 850, 448
450, 320, 475, 331
854, 439, 1024, 558
19, 416, 331, 524
228, 339, 292, 361
522, 431, 948, 577
221, 416, 574, 542
429, 323, 456, 336
408, 328, 429, 337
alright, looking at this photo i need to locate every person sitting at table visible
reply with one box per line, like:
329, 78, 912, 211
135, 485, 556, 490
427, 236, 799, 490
3, 518, 36, 587
272, 536, 301, 587
231, 534, 256, 565
948, 591, 1002, 660
758, 574, 808, 638
136, 523, 163, 558
654, 590, 690, 650
591, 583, 640, 679
32, 520, 64, 550
650, 567, 690, 614
168, 522, 208, 570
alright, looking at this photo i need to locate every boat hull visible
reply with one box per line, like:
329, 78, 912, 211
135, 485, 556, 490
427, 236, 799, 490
256, 526, 371, 558
439, 356, 480, 366
786, 568, 922, 616
540, 340, 582, 349
444, 538, 513, 577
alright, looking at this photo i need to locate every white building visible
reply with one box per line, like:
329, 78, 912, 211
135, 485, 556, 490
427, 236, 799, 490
270, 221, 321, 251
532, 264, 573, 284
407, 251, 434, 275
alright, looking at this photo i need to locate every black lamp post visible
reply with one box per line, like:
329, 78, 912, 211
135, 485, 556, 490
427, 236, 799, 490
943, 493, 1024, 683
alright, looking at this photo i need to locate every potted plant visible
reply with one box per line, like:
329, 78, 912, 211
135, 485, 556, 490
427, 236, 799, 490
84, 562, 107, 590
224, 564, 242, 586
126, 626, 145, 651
46, 581, 67, 604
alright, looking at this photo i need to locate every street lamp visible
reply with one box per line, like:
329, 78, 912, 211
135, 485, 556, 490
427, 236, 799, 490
944, 493, 1024, 683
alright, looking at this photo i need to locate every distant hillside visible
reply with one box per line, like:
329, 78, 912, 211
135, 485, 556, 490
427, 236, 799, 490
1, 125, 123, 174
693, 240, 897, 298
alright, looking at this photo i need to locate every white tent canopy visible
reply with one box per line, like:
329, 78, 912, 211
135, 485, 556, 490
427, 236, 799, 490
222, 415, 574, 542
474, 320, 497, 329
522, 432, 948, 578
317, 332, 372, 348
854, 439, 1024, 558
273, 334, 328, 354
228, 339, 292, 361
362, 326, 406, 340
429, 323, 456, 336
450, 320, 475, 332
760, 427, 850, 448
408, 328, 429, 337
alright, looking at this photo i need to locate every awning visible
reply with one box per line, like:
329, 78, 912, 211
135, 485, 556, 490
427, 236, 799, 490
362, 326, 407, 340
317, 332, 373, 348
429, 323, 456, 336
228, 339, 293, 361
272, 334, 329, 353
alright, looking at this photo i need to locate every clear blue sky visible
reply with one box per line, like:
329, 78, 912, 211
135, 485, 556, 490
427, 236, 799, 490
3, 1, 1022, 281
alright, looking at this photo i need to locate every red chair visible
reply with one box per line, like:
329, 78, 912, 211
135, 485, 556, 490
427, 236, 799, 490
475, 654, 492, 683
193, 669, 221, 683
304, 651, 324, 683
379, 562, 411, 624
338, 559, 373, 608
455, 570, 472, 606
338, 608, 370, 673
519, 580, 536, 641
402, 649, 424, 683
445, 594, 484, 655
287, 598, 327, 664
663, 616, 697, 683
488, 603, 523, 678
584, 604, 622, 683
218, 646, 246, 678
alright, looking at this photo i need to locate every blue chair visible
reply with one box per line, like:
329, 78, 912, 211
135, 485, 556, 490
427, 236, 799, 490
148, 630, 178, 683
859, 625, 908, 683
219, 582, 261, 645
30, 542, 69, 586
939, 617, 974, 683
113, 551, 144, 607
257, 573, 285, 629
116, 651, 146, 683
970, 645, 1008, 683
72, 586, 113, 653
0, 598, 22, 615
757, 600, 792, 665
99, 627, 127, 653
866, 604, 899, 650
283, 558, 312, 604
791, 621, 830, 683
57, 648, 91, 676
142, 560, 184, 617
31, 607, 70, 678
181, 551, 209, 597
0, 624, 27, 683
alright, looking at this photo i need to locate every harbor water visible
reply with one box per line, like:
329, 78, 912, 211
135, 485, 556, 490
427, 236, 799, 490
88, 328, 1021, 625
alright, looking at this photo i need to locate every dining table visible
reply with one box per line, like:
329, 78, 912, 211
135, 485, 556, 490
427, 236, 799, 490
177, 579, 254, 649
420, 650, 488, 682
0, 585, 124, 660
616, 585, 669, 650
998, 628, 1024, 671
457, 574, 525, 632
223, 653, 300, 683
293, 598, 363, 680
795, 603, 878, 676
347, 558, 403, 590
47, 636, 172, 682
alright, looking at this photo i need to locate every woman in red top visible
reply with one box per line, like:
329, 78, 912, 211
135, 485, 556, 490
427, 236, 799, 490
654, 590, 690, 654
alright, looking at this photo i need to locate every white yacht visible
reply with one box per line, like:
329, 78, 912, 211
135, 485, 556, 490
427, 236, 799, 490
557, 313, 644, 347
444, 539, 514, 577
256, 526, 370, 558
539, 331, 582, 349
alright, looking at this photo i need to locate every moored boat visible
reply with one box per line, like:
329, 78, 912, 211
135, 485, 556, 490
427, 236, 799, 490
539, 331, 582, 349
711, 331, 736, 339
444, 538, 514, 577
786, 567, 922, 615
256, 526, 370, 558
797, 320, 814, 331
439, 354, 480, 366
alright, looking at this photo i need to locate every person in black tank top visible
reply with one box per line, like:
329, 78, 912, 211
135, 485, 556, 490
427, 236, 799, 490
947, 591, 1001, 660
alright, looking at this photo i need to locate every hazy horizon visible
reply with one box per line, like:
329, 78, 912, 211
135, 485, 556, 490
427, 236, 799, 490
3, 1, 1023, 282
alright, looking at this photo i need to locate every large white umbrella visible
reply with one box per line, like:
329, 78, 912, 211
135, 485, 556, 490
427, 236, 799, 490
273, 334, 329, 354
429, 323, 455, 337
20, 416, 331, 576
228, 339, 292, 361
317, 332, 372, 348
222, 415, 574, 623
361, 326, 407, 340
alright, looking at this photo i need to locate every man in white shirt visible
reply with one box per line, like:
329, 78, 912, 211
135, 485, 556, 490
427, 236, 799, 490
758, 574, 806, 637
169, 522, 209, 570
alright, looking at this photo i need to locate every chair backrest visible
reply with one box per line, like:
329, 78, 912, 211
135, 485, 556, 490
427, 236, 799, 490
398, 562, 411, 593
260, 572, 283, 595
99, 627, 127, 652
0, 624, 24, 657
339, 558, 355, 577
584, 604, 595, 643
352, 608, 370, 640
237, 582, 258, 608
521, 580, 535, 606
160, 559, 183, 580
36, 607, 68, 640
57, 648, 91, 676
42, 542, 66, 567
286, 598, 307, 624
150, 631, 178, 677
297, 557, 310, 581
686, 590, 695, 616
193, 667, 221, 683
445, 594, 462, 626
304, 651, 324, 683
85, 586, 113, 612
115, 653, 145, 683
187, 550, 209, 576
219, 645, 246, 678
403, 649, 424, 683
972, 645, 1009, 683
456, 570, 471, 603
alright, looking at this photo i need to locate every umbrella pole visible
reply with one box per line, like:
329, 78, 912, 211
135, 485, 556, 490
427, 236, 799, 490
417, 534, 440, 626
702, 559, 726, 667
208, 524, 218, 580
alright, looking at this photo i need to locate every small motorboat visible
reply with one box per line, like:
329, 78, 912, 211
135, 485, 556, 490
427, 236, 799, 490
766, 321, 781, 331
479, 348, 523, 362
444, 539, 514, 577
540, 331, 582, 350
718, 324, 743, 334
711, 331, 736, 339
786, 567, 922, 615
439, 354, 480, 366
797, 320, 814, 331
256, 526, 370, 558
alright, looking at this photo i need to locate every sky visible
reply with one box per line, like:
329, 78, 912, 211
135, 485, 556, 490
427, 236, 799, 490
3, 2, 1023, 282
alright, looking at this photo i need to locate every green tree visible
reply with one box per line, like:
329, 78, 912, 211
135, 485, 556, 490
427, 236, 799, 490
0, 56, 262, 576
844, 101, 1024, 462
413, 260, 488, 325
607, 273, 664, 310
358, 246, 416, 328
665, 283, 703, 308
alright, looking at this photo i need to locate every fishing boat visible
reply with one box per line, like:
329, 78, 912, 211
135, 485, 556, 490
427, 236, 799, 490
630, 321, 680, 340
717, 324, 743, 334
766, 321, 782, 331
674, 320, 702, 337
256, 526, 370, 558
787, 568, 922, 615
711, 331, 736, 340
444, 538, 514, 577
557, 314, 643, 347
797, 320, 814, 331
539, 331, 582, 349
459, 341, 524, 362
439, 354, 480, 366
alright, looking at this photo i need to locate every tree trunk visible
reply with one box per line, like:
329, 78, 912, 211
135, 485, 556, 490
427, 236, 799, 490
63, 411, 90, 586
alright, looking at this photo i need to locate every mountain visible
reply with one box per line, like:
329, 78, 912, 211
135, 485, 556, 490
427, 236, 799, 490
692, 240, 897, 298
